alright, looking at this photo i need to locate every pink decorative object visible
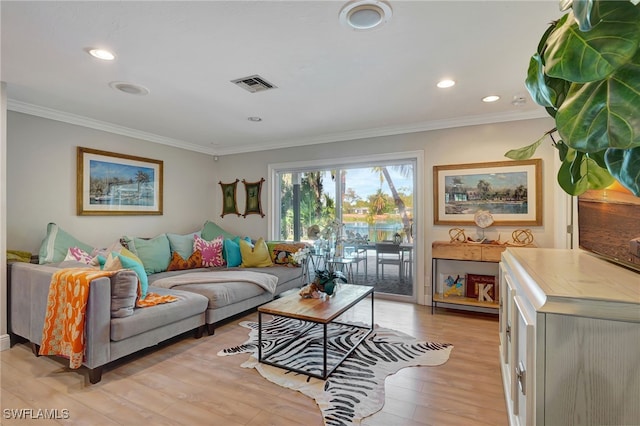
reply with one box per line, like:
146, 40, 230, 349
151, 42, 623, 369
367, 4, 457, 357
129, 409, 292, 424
194, 234, 225, 267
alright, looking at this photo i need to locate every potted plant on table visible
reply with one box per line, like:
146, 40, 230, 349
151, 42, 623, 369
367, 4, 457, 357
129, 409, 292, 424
506, 0, 640, 196
299, 269, 348, 298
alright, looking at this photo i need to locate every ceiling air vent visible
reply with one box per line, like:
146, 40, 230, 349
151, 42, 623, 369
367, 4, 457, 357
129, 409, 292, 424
231, 75, 277, 93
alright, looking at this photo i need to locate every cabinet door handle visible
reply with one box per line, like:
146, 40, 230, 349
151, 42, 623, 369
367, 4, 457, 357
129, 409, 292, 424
515, 361, 526, 396
506, 323, 511, 342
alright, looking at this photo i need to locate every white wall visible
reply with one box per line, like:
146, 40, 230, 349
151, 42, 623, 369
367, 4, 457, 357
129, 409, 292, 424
214, 117, 559, 244
1, 83, 8, 350
6, 112, 218, 252
211, 116, 561, 304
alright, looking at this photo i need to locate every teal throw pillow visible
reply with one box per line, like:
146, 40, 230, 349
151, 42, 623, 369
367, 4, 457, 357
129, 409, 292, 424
38, 222, 94, 264
201, 220, 237, 241
122, 234, 171, 274
223, 236, 251, 267
116, 252, 149, 299
166, 231, 201, 260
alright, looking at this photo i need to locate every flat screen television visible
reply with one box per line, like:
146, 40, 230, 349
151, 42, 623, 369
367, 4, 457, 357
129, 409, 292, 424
578, 182, 640, 273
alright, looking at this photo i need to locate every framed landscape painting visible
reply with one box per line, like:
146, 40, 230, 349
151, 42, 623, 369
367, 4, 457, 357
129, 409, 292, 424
77, 147, 163, 216
433, 159, 542, 226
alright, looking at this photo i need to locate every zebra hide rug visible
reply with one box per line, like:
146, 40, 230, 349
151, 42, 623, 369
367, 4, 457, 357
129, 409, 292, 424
218, 316, 453, 426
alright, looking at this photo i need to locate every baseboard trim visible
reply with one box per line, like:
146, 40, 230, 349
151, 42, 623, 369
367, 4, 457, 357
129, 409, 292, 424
0, 333, 10, 351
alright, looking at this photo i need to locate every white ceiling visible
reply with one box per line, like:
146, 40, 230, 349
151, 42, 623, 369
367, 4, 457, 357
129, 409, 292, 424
1, 1, 561, 156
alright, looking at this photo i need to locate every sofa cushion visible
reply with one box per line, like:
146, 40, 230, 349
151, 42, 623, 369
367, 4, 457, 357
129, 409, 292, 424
194, 234, 225, 267
271, 243, 307, 267
240, 237, 273, 268
107, 269, 138, 318
38, 222, 94, 264
240, 266, 304, 291
99, 251, 149, 299
169, 280, 267, 310
64, 246, 94, 264
166, 232, 201, 260
201, 220, 237, 241
122, 234, 171, 274
167, 250, 203, 271
110, 287, 208, 341
223, 236, 251, 267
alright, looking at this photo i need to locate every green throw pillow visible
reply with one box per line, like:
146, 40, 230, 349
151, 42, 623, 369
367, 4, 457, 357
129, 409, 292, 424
38, 222, 94, 264
122, 234, 171, 275
166, 231, 201, 260
201, 220, 237, 241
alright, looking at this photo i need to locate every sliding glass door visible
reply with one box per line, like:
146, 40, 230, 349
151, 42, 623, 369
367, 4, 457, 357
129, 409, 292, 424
273, 159, 416, 299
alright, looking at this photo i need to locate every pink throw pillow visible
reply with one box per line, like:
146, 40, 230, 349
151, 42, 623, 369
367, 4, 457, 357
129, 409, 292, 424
194, 234, 225, 267
64, 246, 94, 264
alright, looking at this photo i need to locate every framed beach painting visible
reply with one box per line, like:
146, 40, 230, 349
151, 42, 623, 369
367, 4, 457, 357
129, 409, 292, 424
433, 159, 542, 226
77, 147, 163, 215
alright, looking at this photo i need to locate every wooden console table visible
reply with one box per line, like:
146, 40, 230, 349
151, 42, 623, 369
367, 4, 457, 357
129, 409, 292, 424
431, 241, 531, 314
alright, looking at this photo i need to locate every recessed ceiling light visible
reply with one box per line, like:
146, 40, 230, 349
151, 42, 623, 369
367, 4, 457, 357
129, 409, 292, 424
482, 95, 500, 103
248, 116, 262, 122
88, 48, 115, 61
437, 79, 456, 89
339, 1, 392, 31
109, 81, 149, 96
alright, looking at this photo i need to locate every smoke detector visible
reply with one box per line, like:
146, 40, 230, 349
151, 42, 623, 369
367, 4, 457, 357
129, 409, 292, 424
231, 75, 277, 93
339, 0, 392, 31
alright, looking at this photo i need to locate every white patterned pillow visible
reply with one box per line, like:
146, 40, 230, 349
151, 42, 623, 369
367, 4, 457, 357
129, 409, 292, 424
64, 246, 94, 264
194, 234, 225, 267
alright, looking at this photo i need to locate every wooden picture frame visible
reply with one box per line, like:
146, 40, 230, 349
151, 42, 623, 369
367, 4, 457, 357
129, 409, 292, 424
220, 179, 241, 217
242, 178, 265, 218
77, 147, 163, 216
433, 159, 542, 226
466, 273, 497, 302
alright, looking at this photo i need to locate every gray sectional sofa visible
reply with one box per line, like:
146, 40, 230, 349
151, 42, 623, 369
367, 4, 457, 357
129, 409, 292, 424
8, 260, 304, 384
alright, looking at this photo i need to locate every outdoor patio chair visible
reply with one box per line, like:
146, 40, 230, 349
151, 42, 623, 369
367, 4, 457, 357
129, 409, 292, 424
375, 242, 403, 279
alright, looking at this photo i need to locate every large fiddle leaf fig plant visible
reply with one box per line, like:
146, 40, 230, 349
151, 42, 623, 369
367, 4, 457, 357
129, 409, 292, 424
506, 0, 640, 196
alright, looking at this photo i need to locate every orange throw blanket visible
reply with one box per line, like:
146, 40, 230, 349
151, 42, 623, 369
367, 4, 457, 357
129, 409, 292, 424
40, 268, 177, 368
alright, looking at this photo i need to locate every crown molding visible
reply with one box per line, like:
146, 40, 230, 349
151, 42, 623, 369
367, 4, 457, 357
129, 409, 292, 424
7, 100, 216, 155
8, 99, 550, 157
213, 108, 551, 155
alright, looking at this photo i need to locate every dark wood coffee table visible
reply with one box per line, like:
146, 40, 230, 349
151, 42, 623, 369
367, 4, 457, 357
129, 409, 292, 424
257, 284, 374, 379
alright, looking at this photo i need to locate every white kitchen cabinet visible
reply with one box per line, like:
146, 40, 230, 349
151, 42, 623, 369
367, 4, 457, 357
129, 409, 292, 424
499, 248, 640, 426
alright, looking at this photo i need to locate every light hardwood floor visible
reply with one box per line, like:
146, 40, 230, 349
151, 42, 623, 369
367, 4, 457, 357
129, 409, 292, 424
1, 299, 507, 425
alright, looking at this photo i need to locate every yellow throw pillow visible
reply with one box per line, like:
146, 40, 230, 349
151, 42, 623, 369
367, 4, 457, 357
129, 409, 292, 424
103, 252, 124, 271
239, 237, 273, 268
119, 247, 144, 266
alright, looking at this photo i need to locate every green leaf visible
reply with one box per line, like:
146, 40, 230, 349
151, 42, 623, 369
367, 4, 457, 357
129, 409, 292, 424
557, 151, 615, 195
556, 140, 569, 161
570, 151, 585, 184
571, 0, 599, 31
526, 54, 555, 108
556, 49, 640, 152
504, 135, 545, 160
605, 147, 640, 195
544, 1, 640, 83
558, 157, 589, 195
587, 149, 608, 169
526, 54, 572, 111
536, 19, 560, 56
